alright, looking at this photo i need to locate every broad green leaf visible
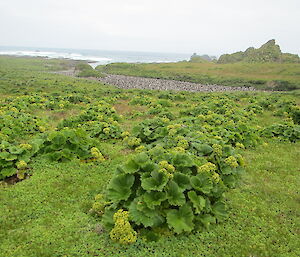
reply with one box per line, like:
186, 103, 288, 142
129, 198, 164, 227
166, 181, 186, 206
222, 174, 237, 188
30, 138, 44, 154
188, 191, 206, 214
173, 173, 191, 191
4, 153, 18, 161
172, 153, 194, 168
61, 148, 73, 160
195, 214, 216, 230
221, 166, 234, 175
212, 201, 228, 220
1, 167, 17, 178
141, 170, 168, 191
190, 173, 213, 194
50, 134, 66, 146
121, 159, 140, 174
102, 207, 116, 229
166, 204, 194, 234
192, 143, 213, 156
8, 146, 24, 155
140, 162, 158, 173
0, 152, 10, 160
143, 191, 167, 209
107, 174, 135, 202
134, 152, 150, 165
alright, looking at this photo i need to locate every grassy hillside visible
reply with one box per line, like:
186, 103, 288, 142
0, 56, 300, 257
99, 62, 300, 90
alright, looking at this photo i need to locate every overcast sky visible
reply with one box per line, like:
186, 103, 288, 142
0, 0, 299, 55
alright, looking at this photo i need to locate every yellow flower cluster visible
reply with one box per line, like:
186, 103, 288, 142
135, 145, 145, 153
158, 161, 175, 179
197, 114, 206, 120
211, 172, 220, 183
203, 124, 212, 131
236, 142, 245, 149
225, 110, 234, 116
10, 107, 19, 113
97, 115, 104, 121
126, 137, 141, 148
103, 127, 110, 135
177, 139, 189, 149
90, 194, 110, 216
172, 146, 186, 153
167, 124, 181, 136
19, 143, 32, 150
16, 160, 27, 169
198, 162, 217, 173
17, 170, 26, 180
236, 154, 245, 167
212, 144, 222, 156
110, 210, 137, 245
159, 161, 175, 173
161, 117, 170, 123
39, 126, 46, 133
91, 202, 106, 216
224, 156, 239, 168
121, 131, 130, 138
91, 147, 105, 162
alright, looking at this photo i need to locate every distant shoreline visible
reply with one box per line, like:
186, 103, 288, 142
0, 47, 189, 66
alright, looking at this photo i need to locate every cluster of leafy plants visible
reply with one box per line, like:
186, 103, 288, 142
0, 97, 117, 180
0, 127, 106, 180
90, 92, 300, 244
0, 105, 46, 141
0, 140, 42, 179
58, 101, 123, 139
261, 123, 300, 142
92, 95, 262, 243
1, 94, 90, 111
39, 128, 103, 162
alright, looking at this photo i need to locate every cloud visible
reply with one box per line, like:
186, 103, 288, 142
0, 0, 299, 55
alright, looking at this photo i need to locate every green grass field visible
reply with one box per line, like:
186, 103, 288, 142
0, 56, 299, 257
99, 62, 300, 90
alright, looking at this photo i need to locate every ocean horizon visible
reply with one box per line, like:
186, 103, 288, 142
0, 46, 190, 68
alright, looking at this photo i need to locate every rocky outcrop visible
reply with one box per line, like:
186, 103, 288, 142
218, 39, 300, 64
189, 53, 217, 62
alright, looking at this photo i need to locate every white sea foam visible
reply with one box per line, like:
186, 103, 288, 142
0, 50, 112, 64
0, 48, 190, 69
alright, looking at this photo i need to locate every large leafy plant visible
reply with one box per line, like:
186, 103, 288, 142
94, 145, 244, 242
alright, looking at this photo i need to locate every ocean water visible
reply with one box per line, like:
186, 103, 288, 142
0, 46, 190, 68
